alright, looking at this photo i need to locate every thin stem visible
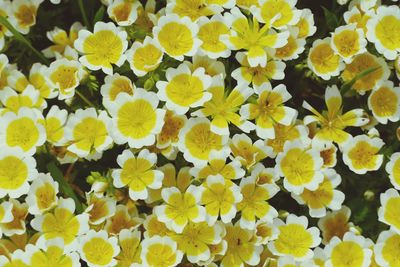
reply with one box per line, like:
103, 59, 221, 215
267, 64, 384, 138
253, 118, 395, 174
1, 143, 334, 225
76, 90, 95, 107
0, 16, 50, 65
77, 0, 90, 29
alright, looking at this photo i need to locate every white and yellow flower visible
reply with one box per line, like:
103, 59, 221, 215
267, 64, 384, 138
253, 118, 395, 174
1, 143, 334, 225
378, 189, 400, 234
0, 198, 28, 236
153, 14, 201, 61
318, 206, 353, 245
26, 173, 59, 215
107, 0, 140, 26
0, 250, 28, 267
115, 229, 142, 266
79, 230, 120, 267
374, 230, 400, 267
156, 63, 212, 115
104, 204, 142, 235
251, 0, 302, 28
65, 108, 113, 158
292, 168, 345, 218
324, 232, 372, 267
112, 149, 163, 201
276, 140, 324, 194
200, 174, 242, 225
366, 5, 400, 60
0, 107, 46, 155
125, 36, 163, 77
0, 201, 13, 238
343, 6, 373, 34
273, 27, 306, 61
42, 105, 68, 146
295, 8, 317, 38
31, 197, 89, 251
156, 109, 187, 150
0, 85, 41, 114
107, 88, 165, 148
342, 135, 384, 174
268, 215, 321, 261
9, 0, 43, 34
368, 81, 400, 124
29, 62, 58, 101
249, 163, 280, 187
331, 24, 367, 63
86, 194, 116, 225
154, 185, 206, 233
177, 118, 229, 167
74, 21, 128, 74
140, 235, 183, 267
100, 73, 135, 108
308, 38, 344, 80
386, 152, 400, 190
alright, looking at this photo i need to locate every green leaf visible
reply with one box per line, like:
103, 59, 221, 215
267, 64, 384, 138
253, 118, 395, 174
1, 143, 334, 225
47, 161, 84, 213
93, 6, 105, 25
321, 6, 339, 30
341, 66, 381, 94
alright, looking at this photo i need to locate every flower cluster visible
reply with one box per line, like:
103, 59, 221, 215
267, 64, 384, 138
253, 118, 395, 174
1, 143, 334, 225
0, 0, 399, 266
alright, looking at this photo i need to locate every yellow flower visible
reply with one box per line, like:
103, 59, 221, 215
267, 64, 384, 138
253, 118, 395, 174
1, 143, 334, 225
193, 77, 254, 135
386, 152, 400, 190
224, 7, 289, 67
318, 206, 353, 245
378, 189, 400, 234
79, 230, 120, 267
178, 118, 229, 167
0, 249, 29, 267
30, 198, 89, 251
26, 173, 59, 215
220, 222, 262, 267
100, 73, 135, 109
107, 0, 140, 26
200, 174, 242, 224
112, 149, 163, 201
374, 230, 400, 267
42, 105, 68, 146
170, 221, 225, 263
303, 85, 369, 145
274, 27, 306, 61
268, 215, 321, 261
104, 205, 142, 235
240, 83, 297, 139
276, 140, 324, 194
366, 5, 400, 60
0, 199, 28, 237
232, 52, 286, 88
156, 63, 212, 115
86, 194, 116, 225
295, 8, 317, 38
153, 14, 201, 61
107, 88, 165, 148
140, 235, 183, 267
156, 109, 187, 150
166, 0, 222, 22
0, 201, 13, 238
368, 81, 400, 124
115, 229, 141, 267
307, 38, 343, 80
344, 6, 373, 34
125, 36, 163, 77
342, 135, 384, 174
237, 176, 279, 229
9, 0, 43, 34
154, 185, 206, 233
331, 24, 367, 63
324, 232, 372, 267
0, 86, 41, 114
74, 22, 128, 75
143, 214, 174, 239
251, 0, 302, 28
292, 169, 345, 218
65, 108, 113, 158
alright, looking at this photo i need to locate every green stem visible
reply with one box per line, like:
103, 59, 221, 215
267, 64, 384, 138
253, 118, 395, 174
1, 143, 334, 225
77, 0, 90, 29
76, 90, 95, 107
0, 16, 49, 65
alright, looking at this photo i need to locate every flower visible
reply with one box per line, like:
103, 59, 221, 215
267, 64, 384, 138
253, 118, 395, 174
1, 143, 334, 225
343, 6, 373, 34
178, 118, 229, 167
386, 152, 400, 190
342, 135, 384, 174
324, 232, 372, 267
156, 63, 212, 115
107, 0, 140, 26
25, 173, 59, 215
268, 215, 321, 261
307, 38, 343, 80
295, 8, 317, 38
74, 21, 128, 75
378, 189, 400, 234
303, 85, 369, 145
331, 24, 367, 63
192, 76, 254, 135
0, 107, 46, 155
240, 83, 297, 139
125, 36, 163, 77
115, 229, 142, 267
107, 88, 165, 148
220, 222, 262, 267
86, 194, 116, 225
0, 147, 37, 198
368, 81, 400, 124
100, 73, 135, 108
0, 199, 28, 237
237, 175, 279, 230
140, 235, 183, 267
112, 149, 163, 201
200, 174, 242, 225
0, 201, 13, 238
292, 169, 345, 218
9, 0, 43, 34
366, 5, 400, 60
42, 105, 68, 146
104, 205, 142, 235
154, 185, 206, 233
273, 27, 306, 61
30, 198, 89, 251
276, 140, 324, 194
0, 86, 41, 114
224, 7, 289, 67
374, 230, 400, 267
0, 249, 28, 267
156, 109, 186, 150
318, 206, 353, 245
251, 0, 302, 28
65, 108, 113, 158
153, 14, 201, 61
